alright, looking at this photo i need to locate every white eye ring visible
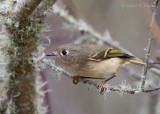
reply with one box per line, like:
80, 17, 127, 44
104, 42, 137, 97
60, 50, 69, 56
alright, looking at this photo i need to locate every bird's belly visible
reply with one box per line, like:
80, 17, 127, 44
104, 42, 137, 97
77, 58, 124, 78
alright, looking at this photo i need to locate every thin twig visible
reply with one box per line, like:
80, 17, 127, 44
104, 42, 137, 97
141, 0, 159, 91
141, 37, 153, 90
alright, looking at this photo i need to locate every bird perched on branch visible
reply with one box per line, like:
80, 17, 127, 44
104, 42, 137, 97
46, 44, 145, 85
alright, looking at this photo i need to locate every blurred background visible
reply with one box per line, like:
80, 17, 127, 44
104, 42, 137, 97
41, 0, 160, 114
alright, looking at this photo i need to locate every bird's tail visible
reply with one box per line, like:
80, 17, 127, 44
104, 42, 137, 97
125, 59, 145, 65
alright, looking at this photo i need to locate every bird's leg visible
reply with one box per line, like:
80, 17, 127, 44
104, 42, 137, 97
104, 75, 116, 83
97, 75, 116, 94
97, 75, 116, 87
72, 76, 80, 84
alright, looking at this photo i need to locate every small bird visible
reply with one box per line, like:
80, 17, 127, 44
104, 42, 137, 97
46, 44, 145, 85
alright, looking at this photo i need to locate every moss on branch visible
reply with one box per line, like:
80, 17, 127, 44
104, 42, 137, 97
6, 17, 39, 114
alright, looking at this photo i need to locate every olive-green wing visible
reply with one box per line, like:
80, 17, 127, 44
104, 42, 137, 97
107, 49, 133, 58
87, 48, 145, 65
87, 48, 134, 61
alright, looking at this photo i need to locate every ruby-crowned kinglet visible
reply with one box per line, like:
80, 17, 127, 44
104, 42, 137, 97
46, 44, 144, 84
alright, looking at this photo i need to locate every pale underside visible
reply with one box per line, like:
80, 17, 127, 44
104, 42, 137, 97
68, 58, 125, 79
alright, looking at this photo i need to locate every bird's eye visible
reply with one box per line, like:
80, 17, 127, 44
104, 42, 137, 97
60, 50, 69, 56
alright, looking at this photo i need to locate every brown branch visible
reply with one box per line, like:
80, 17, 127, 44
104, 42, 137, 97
141, 37, 153, 90
141, 0, 160, 91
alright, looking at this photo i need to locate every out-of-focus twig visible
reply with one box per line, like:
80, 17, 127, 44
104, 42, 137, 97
36, 0, 57, 15
13, 0, 43, 21
141, 0, 160, 91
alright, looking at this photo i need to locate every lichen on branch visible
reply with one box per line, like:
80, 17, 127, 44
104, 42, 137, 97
0, 0, 57, 113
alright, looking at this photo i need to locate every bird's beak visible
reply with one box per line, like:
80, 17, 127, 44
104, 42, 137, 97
46, 51, 58, 56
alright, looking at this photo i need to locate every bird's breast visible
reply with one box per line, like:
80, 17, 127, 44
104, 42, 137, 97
76, 58, 125, 78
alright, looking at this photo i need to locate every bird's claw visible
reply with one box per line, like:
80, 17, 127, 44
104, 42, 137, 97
96, 81, 106, 94
72, 76, 80, 84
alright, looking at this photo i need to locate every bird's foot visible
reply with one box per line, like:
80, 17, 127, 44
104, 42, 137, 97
96, 81, 106, 94
96, 75, 116, 94
72, 76, 80, 84
96, 81, 105, 88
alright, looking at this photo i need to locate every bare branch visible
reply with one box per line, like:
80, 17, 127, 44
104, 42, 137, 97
141, 37, 153, 90
141, 0, 160, 91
